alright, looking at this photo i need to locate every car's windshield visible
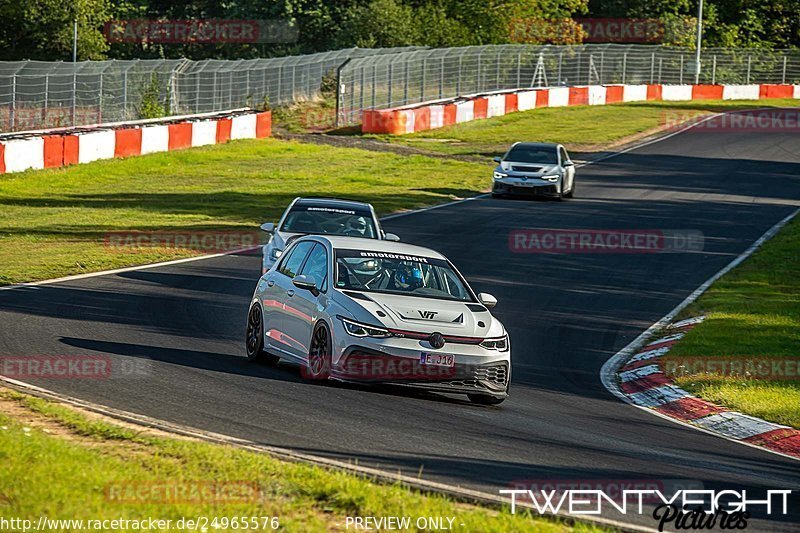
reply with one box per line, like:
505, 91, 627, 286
281, 205, 377, 238
504, 145, 558, 165
335, 249, 473, 302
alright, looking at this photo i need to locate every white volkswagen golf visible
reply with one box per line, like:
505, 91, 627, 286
246, 235, 511, 404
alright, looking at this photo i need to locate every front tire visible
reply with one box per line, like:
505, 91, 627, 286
563, 181, 575, 198
245, 304, 279, 365
306, 323, 332, 380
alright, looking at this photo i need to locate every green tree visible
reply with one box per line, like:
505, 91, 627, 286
0, 0, 111, 60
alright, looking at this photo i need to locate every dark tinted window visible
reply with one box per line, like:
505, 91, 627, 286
504, 146, 558, 164
278, 241, 315, 278
299, 243, 329, 292
280, 205, 377, 238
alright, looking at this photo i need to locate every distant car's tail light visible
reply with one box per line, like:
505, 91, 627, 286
339, 316, 391, 338
480, 336, 509, 351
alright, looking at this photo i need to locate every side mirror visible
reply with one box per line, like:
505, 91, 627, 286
292, 274, 319, 295
260, 222, 275, 233
493, 156, 502, 163
563, 160, 574, 167
384, 232, 400, 242
477, 292, 497, 309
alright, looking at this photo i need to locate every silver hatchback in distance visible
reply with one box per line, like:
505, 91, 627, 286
492, 142, 576, 199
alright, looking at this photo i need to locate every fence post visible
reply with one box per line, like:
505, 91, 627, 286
10, 74, 16, 131
388, 63, 393, 105
372, 65, 377, 108
557, 51, 563, 85
782, 56, 787, 84
476, 50, 482, 92
98, 70, 103, 123
712, 56, 717, 84
679, 55, 684, 84
43, 73, 49, 126
276, 66, 282, 104
439, 56, 444, 98
456, 55, 462, 95
246, 69, 251, 104
650, 52, 655, 84
213, 72, 218, 111
421, 58, 426, 101
600, 51, 605, 84
71, 67, 77, 126
516, 51, 522, 88
621, 52, 627, 84
746, 55, 751, 84
334, 58, 351, 127
359, 65, 365, 113
403, 60, 409, 104
659, 58, 663, 83
496, 50, 501, 88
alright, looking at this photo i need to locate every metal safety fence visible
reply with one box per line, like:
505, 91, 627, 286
0, 47, 423, 133
338, 44, 800, 125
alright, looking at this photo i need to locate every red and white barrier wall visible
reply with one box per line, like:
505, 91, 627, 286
362, 83, 800, 135
0, 110, 272, 175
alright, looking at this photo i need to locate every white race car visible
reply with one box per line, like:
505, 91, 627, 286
246, 235, 511, 404
259, 197, 399, 275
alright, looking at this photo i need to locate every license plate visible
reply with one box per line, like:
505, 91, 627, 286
517, 180, 540, 187
420, 352, 455, 367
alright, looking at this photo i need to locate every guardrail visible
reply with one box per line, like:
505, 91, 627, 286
340, 45, 800, 125
0, 109, 271, 174
362, 83, 800, 134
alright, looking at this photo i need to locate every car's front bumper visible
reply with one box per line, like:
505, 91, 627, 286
331, 344, 511, 397
493, 176, 561, 196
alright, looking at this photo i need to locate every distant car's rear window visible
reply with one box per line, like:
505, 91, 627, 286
504, 146, 558, 165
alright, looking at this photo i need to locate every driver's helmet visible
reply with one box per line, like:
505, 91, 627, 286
393, 262, 424, 290
345, 216, 367, 236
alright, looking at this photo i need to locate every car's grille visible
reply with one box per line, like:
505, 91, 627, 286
512, 165, 542, 172
474, 363, 509, 389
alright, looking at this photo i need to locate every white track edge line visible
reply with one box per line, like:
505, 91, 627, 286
600, 206, 800, 463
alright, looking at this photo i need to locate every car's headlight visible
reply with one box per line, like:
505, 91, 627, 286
541, 175, 560, 182
339, 316, 391, 338
493, 171, 508, 180
270, 248, 283, 260
480, 335, 509, 351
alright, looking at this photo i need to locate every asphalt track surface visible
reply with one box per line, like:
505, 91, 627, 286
1, 111, 800, 531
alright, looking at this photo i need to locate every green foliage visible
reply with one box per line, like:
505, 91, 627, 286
0, 0, 797, 61
0, 0, 111, 60
138, 75, 166, 119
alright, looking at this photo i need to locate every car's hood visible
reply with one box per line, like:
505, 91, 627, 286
497, 161, 560, 176
335, 290, 504, 339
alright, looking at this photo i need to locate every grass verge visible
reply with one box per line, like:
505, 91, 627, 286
0, 138, 489, 285
0, 388, 594, 532
664, 215, 800, 428
365, 99, 800, 157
